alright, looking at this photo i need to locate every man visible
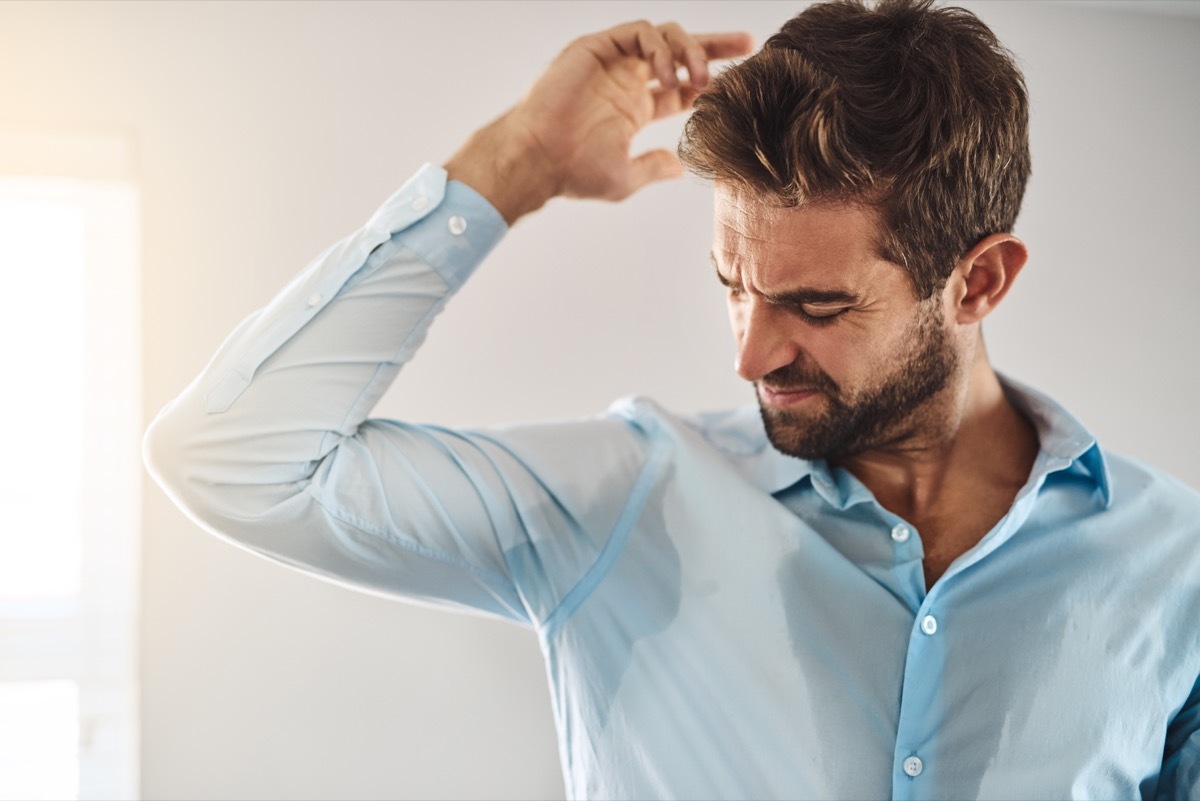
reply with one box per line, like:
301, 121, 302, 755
145, 0, 1200, 798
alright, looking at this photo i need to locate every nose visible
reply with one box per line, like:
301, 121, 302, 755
734, 298, 802, 383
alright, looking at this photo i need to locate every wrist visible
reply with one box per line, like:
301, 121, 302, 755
444, 111, 560, 226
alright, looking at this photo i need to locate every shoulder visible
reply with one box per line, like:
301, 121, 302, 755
604, 395, 768, 456
1094, 447, 1200, 572
1102, 448, 1200, 517
604, 395, 813, 494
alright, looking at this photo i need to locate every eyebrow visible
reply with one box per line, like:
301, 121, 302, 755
711, 254, 859, 306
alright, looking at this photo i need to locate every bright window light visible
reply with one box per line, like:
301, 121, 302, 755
0, 198, 86, 601
0, 146, 141, 801
0, 680, 80, 801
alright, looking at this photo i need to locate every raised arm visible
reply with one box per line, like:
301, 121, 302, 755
142, 22, 753, 625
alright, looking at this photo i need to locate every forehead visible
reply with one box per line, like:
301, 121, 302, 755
713, 183, 905, 292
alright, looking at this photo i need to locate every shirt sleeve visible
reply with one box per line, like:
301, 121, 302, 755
142, 164, 654, 627
1159, 674, 1200, 800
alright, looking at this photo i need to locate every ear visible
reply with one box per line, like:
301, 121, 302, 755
949, 233, 1028, 325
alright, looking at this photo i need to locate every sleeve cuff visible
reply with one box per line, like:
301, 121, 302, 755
370, 165, 508, 291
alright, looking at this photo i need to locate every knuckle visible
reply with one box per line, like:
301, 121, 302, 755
637, 22, 665, 47
569, 32, 599, 51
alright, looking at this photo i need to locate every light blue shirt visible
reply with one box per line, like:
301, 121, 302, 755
144, 164, 1200, 800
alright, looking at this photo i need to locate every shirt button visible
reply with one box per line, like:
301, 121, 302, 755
306, 292, 323, 308
903, 755, 924, 777
447, 215, 467, 235
891, 524, 911, 543
411, 196, 429, 212
920, 615, 938, 635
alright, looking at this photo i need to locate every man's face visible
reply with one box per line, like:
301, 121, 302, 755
713, 184, 960, 462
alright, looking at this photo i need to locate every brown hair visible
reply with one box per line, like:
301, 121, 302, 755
679, 0, 1030, 299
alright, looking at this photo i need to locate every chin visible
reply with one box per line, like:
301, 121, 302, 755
759, 405, 843, 461
758, 400, 920, 463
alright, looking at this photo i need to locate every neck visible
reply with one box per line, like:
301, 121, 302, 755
831, 347, 1039, 523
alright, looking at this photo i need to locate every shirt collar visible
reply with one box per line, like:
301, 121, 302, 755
709, 373, 1112, 507
997, 373, 1112, 507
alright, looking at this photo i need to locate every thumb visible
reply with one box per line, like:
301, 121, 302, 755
628, 148, 685, 193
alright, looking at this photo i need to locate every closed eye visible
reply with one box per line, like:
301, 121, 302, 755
712, 256, 857, 325
796, 305, 848, 326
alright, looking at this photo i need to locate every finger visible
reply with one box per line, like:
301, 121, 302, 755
634, 22, 678, 88
651, 84, 703, 120
594, 20, 677, 88
696, 31, 756, 61
658, 22, 711, 90
628, 148, 684, 193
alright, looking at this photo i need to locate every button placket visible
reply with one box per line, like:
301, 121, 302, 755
894, 594, 945, 794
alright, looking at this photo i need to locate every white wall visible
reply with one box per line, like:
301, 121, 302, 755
1, 1, 1196, 798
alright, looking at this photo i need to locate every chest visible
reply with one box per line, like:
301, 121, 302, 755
553, 495, 1187, 801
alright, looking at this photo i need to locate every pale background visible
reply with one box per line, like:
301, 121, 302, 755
1, 1, 1197, 798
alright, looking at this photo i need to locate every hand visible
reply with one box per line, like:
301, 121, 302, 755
445, 21, 754, 224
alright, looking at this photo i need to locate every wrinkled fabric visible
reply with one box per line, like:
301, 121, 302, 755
144, 164, 1200, 800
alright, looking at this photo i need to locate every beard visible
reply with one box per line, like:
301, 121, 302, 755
758, 301, 959, 461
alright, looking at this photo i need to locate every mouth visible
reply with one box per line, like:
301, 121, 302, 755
758, 384, 821, 409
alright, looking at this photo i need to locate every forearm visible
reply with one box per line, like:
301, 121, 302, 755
143, 165, 506, 526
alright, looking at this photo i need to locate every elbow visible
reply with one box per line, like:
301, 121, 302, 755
143, 399, 211, 523
142, 399, 261, 532
143, 394, 321, 538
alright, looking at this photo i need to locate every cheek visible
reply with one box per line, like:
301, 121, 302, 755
808, 324, 890, 383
